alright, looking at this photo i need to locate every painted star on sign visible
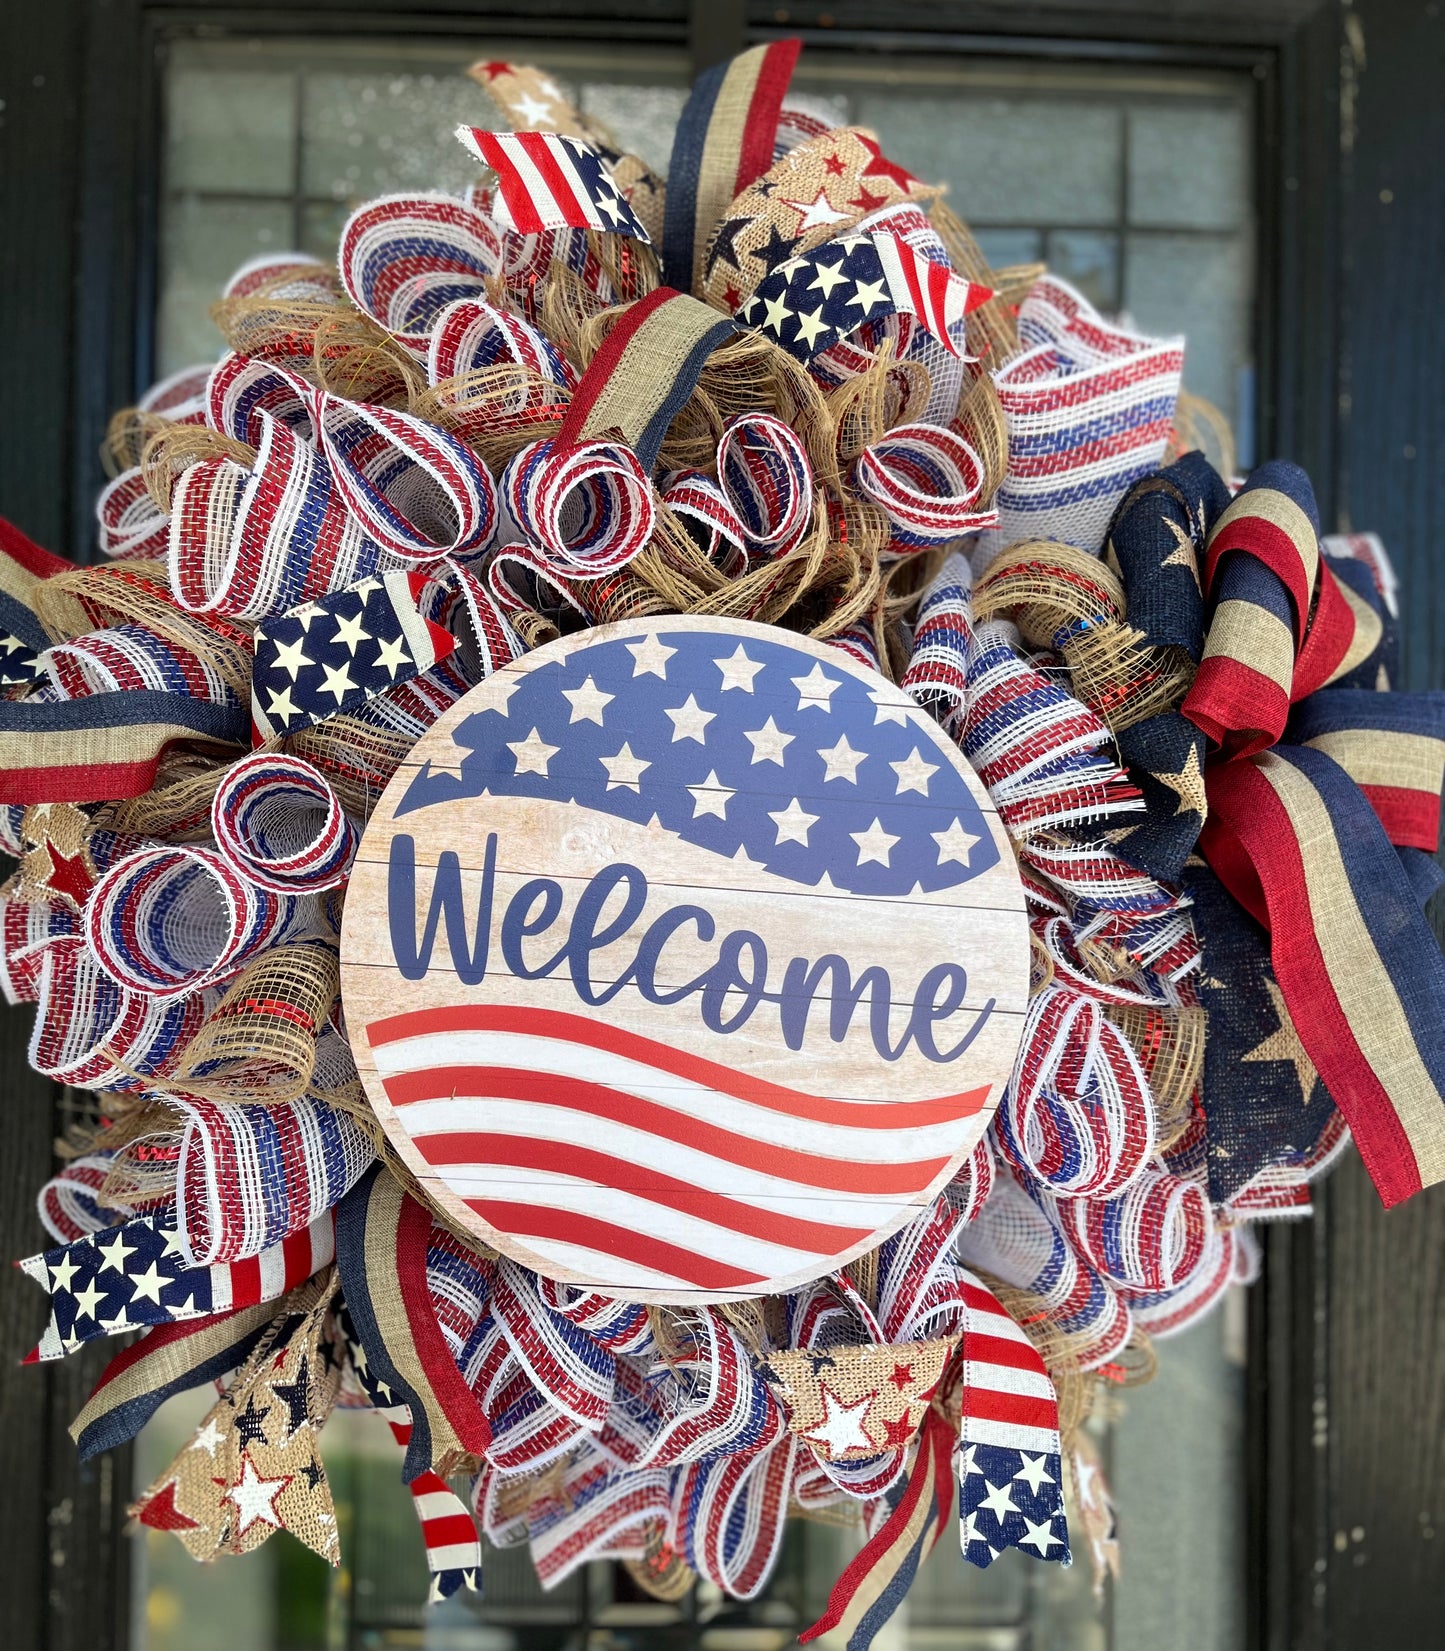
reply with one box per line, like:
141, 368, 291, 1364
508, 727, 559, 777
933, 818, 982, 867
715, 645, 764, 693
600, 742, 650, 792
792, 663, 841, 711
562, 675, 614, 725
891, 749, 939, 796
665, 694, 715, 743
744, 716, 794, 765
818, 734, 867, 783
851, 818, 900, 867
869, 686, 912, 726
626, 634, 675, 679
769, 798, 820, 847
802, 1384, 878, 1455
688, 771, 735, 820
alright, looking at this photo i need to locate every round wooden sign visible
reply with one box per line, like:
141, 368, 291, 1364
341, 616, 1028, 1303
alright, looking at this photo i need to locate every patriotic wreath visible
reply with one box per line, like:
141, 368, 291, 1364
5, 38, 1443, 1641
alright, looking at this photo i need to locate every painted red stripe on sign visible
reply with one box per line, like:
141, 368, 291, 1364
417, 1129, 873, 1250
385, 1065, 952, 1194
367, 1002, 992, 1132
462, 1198, 767, 1291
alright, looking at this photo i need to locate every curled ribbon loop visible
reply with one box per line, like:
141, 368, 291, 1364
1122, 1225, 1237, 1340
660, 470, 748, 577
97, 470, 169, 561
29, 936, 208, 1090
313, 398, 498, 564
1053, 1161, 1213, 1293
426, 297, 575, 439
339, 194, 502, 351
996, 983, 1157, 1200
45, 624, 238, 708
174, 1093, 373, 1266
501, 438, 656, 577
211, 753, 358, 894
716, 414, 813, 558
84, 845, 312, 999
854, 422, 997, 553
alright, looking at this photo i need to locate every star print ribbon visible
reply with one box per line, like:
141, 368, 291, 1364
662, 38, 802, 293
334, 1164, 491, 1482
955, 1268, 1070, 1569
798, 1404, 957, 1650
988, 275, 1184, 558
339, 194, 502, 352
699, 127, 935, 317
738, 230, 991, 366
456, 129, 652, 245
1201, 742, 1445, 1206
131, 1274, 344, 1565
553, 286, 738, 471
71, 1291, 297, 1462
250, 569, 457, 741
21, 1209, 335, 1361
211, 752, 358, 892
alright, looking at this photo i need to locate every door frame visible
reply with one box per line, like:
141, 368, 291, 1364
5, 4, 1439, 1648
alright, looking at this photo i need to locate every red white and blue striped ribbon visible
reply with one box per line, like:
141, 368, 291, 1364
83, 844, 314, 999
211, 752, 358, 893
500, 436, 656, 578
716, 413, 813, 557
45, 622, 238, 707
854, 422, 996, 553
339, 194, 502, 353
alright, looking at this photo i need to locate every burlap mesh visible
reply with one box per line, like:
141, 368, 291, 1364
974, 539, 1196, 734
1105, 1002, 1206, 1152
141, 424, 258, 516
166, 939, 340, 1105
95, 752, 232, 842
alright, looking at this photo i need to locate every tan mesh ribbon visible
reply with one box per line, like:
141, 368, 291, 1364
167, 939, 340, 1105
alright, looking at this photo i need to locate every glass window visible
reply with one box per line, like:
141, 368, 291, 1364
142, 33, 1257, 1651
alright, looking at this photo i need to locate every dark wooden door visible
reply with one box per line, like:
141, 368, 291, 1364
2, 4, 1443, 1647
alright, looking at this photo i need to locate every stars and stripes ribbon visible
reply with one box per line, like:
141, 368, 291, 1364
699, 127, 934, 317
250, 570, 457, 742
956, 1269, 1069, 1569
456, 129, 651, 243
379, 1410, 483, 1601
738, 231, 990, 366
553, 286, 737, 471
1201, 743, 1445, 1205
333, 1164, 491, 1481
21, 1210, 334, 1361
211, 752, 358, 893
990, 275, 1184, 557
662, 38, 802, 293
84, 844, 314, 999
339, 194, 502, 352
956, 1169, 1133, 1372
